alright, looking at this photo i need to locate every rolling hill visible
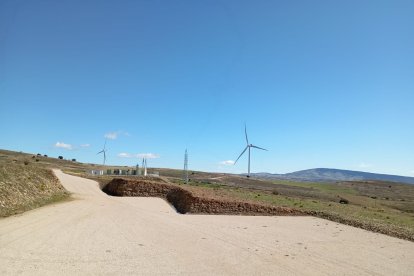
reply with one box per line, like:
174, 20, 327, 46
251, 168, 414, 185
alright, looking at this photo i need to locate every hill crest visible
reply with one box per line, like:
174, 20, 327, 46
251, 168, 414, 185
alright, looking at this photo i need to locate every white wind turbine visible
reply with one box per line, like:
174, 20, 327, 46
234, 124, 267, 177
142, 157, 147, 176
97, 139, 107, 165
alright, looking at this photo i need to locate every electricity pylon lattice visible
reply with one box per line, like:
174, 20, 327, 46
183, 149, 188, 184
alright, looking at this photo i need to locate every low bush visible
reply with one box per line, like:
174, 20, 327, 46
339, 198, 349, 204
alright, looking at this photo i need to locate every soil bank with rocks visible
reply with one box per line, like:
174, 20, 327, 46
103, 178, 305, 216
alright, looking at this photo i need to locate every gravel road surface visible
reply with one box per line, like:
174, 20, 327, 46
1, 170, 413, 275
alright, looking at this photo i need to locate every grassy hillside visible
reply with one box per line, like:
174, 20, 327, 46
0, 150, 71, 217
0, 162, 69, 217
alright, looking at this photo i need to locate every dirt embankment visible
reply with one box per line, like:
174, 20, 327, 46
307, 210, 414, 241
103, 178, 305, 216
103, 178, 414, 241
0, 162, 69, 217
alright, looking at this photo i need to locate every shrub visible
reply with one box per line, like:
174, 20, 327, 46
339, 198, 349, 204
24, 160, 29, 165
272, 190, 279, 195
58, 156, 63, 160
71, 159, 76, 162
35, 159, 39, 162
44, 154, 48, 157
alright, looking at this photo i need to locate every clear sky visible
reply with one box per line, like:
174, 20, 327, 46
1, 0, 413, 176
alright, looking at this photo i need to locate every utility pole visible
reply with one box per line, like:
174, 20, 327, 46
183, 149, 188, 184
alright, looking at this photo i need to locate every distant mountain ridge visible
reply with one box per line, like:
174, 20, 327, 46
250, 168, 414, 185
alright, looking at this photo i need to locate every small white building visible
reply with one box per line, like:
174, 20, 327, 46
89, 170, 104, 175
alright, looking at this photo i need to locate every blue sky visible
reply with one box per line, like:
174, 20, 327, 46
1, 0, 413, 176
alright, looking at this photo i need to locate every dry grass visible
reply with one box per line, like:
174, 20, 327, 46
0, 157, 69, 217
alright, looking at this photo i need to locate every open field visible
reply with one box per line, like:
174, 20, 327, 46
1, 170, 413, 275
175, 177, 414, 241
1, 149, 414, 240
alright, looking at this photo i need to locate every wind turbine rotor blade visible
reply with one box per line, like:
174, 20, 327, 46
104, 139, 107, 149
97, 150, 104, 154
251, 145, 268, 151
234, 146, 248, 164
244, 124, 249, 144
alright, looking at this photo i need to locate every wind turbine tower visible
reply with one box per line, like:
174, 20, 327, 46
143, 158, 147, 176
183, 149, 189, 184
97, 139, 107, 165
234, 124, 267, 177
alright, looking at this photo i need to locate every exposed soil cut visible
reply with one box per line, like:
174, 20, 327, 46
102, 178, 414, 240
103, 178, 305, 216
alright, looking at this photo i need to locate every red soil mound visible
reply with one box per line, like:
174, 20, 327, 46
103, 178, 305, 216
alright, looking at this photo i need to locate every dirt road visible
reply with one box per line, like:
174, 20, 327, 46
1, 170, 413, 275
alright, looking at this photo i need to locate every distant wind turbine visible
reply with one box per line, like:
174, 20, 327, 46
97, 139, 107, 165
234, 124, 267, 177
142, 157, 147, 176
